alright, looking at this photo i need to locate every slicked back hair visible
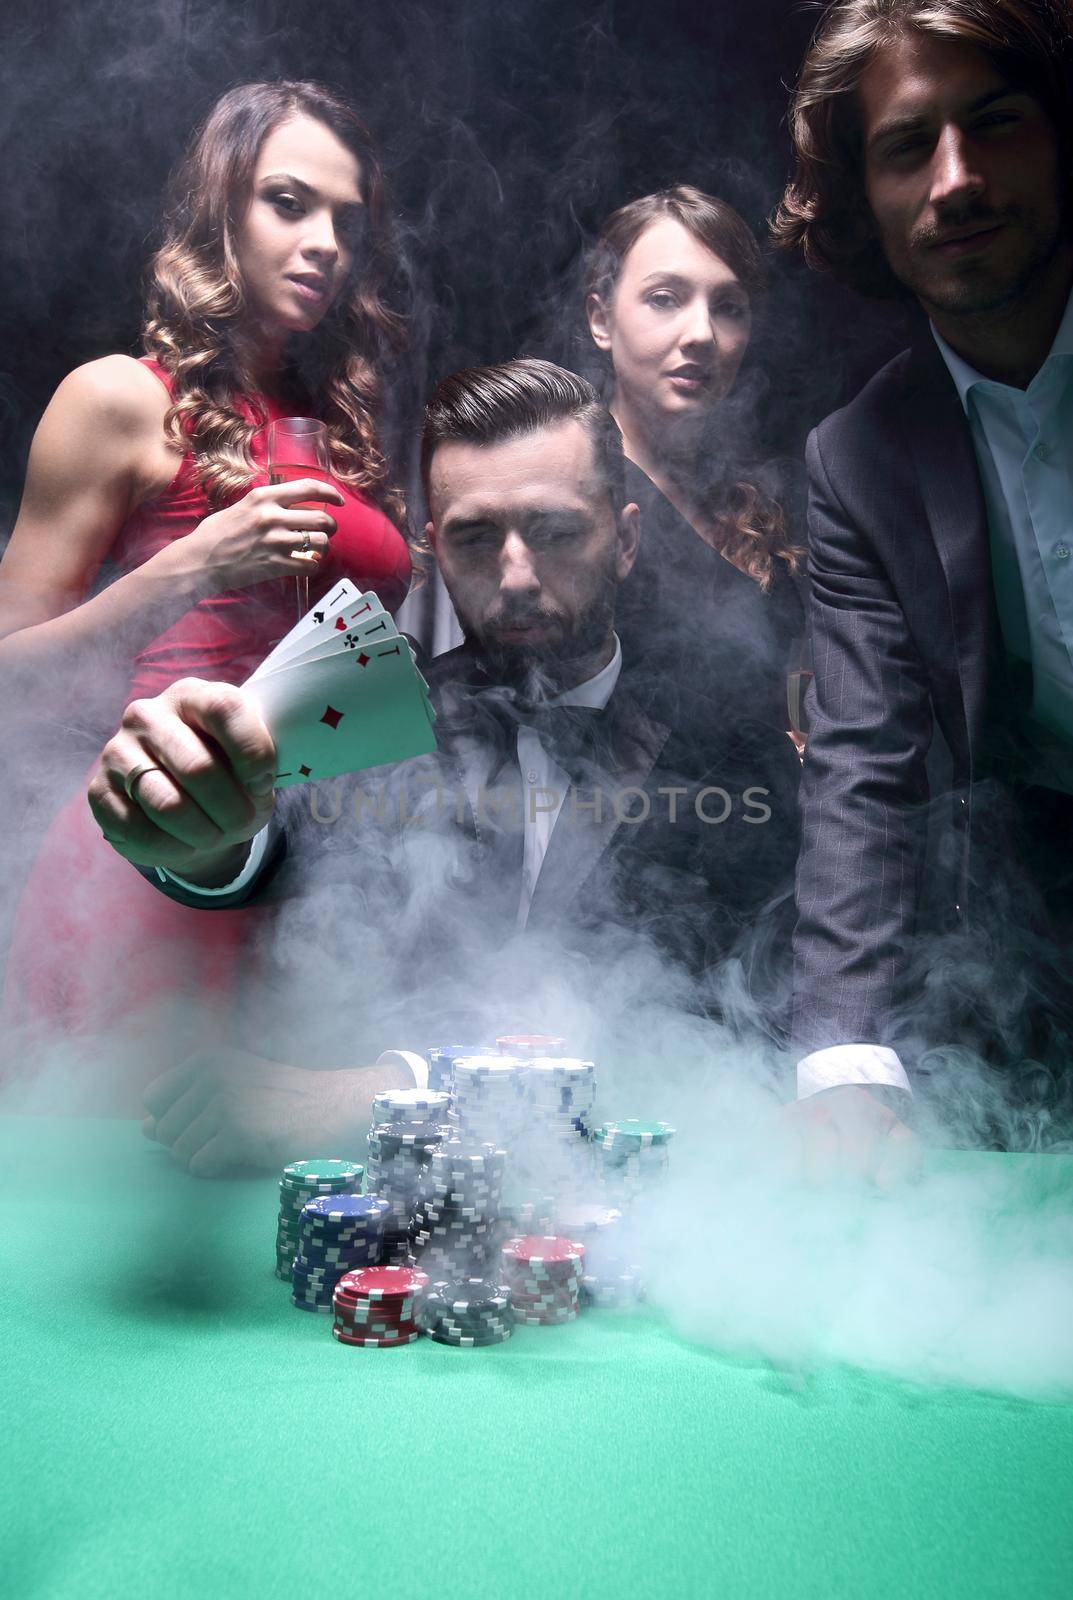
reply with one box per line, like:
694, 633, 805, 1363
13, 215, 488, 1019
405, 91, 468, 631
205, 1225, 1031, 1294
421, 358, 627, 517
771, 0, 1073, 298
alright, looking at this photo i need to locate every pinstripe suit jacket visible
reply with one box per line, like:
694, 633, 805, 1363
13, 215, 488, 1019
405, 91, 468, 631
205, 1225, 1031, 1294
791, 330, 1032, 1060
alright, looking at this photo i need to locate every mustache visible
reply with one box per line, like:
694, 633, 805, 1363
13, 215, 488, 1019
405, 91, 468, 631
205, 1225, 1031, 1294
914, 204, 1010, 249
484, 605, 560, 631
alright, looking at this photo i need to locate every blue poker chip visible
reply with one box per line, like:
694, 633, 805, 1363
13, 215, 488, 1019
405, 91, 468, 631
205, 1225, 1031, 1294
301, 1193, 392, 1225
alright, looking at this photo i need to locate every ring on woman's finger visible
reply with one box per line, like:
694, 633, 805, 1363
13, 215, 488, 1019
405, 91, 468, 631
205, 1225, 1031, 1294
124, 762, 167, 802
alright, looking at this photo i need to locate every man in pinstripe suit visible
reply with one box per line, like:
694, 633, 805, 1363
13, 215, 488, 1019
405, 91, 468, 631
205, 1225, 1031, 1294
773, 0, 1073, 1169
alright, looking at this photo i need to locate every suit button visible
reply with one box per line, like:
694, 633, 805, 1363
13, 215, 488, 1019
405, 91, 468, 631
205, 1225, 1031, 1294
1056, 544, 1070, 560
1035, 441, 1051, 461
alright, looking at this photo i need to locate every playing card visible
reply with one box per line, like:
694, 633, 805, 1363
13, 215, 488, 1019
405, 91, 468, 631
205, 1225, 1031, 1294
254, 608, 434, 724
250, 580, 360, 681
261, 603, 397, 676
246, 634, 437, 786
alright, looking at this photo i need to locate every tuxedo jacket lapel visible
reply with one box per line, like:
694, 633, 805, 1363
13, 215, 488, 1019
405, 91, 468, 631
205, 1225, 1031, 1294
899, 336, 997, 768
525, 691, 672, 929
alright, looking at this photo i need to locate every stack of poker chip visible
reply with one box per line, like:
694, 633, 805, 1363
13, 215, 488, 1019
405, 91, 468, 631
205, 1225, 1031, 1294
372, 1087, 451, 1125
291, 1194, 391, 1313
514, 1057, 597, 1197
499, 1235, 586, 1325
495, 1184, 555, 1250
495, 1034, 566, 1059
365, 1121, 446, 1262
332, 1265, 429, 1347
580, 1260, 646, 1309
276, 1158, 364, 1280
523, 1057, 596, 1138
554, 1201, 644, 1308
425, 1044, 495, 1094
408, 1140, 506, 1277
419, 1276, 515, 1347
554, 1201, 623, 1259
447, 1055, 526, 1143
590, 1119, 675, 1200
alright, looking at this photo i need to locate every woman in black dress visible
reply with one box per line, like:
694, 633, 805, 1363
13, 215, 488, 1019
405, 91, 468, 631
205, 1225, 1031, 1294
585, 187, 806, 742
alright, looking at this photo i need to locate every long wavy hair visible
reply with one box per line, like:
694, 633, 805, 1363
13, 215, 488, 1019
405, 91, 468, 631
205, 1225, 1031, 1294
771, 0, 1073, 297
586, 187, 802, 592
143, 81, 406, 522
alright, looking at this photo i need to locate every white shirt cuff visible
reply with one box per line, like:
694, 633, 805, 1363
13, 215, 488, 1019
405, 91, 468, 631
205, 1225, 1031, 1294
375, 1051, 430, 1089
156, 825, 270, 896
796, 1043, 911, 1100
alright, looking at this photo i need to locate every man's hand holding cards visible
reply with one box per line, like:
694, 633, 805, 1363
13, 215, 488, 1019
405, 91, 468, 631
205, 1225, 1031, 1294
88, 584, 436, 882
245, 579, 436, 786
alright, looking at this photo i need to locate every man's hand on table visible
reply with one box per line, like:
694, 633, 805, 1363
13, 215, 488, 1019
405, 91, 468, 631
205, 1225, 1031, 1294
780, 1086, 921, 1191
87, 677, 277, 886
143, 1047, 411, 1177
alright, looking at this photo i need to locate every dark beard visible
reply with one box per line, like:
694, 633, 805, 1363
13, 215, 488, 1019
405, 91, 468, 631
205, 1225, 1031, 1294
463, 569, 619, 699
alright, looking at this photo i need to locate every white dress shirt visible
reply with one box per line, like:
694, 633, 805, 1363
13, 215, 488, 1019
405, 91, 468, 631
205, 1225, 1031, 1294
456, 639, 622, 927
798, 289, 1073, 1100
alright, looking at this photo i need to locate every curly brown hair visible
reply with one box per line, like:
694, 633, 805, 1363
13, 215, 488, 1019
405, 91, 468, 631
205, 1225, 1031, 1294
771, 0, 1073, 297
586, 187, 802, 593
143, 81, 407, 525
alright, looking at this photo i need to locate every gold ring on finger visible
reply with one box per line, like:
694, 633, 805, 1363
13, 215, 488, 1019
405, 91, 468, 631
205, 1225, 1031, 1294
124, 762, 167, 802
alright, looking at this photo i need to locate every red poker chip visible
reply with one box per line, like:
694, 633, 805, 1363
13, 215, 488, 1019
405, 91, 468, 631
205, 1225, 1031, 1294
332, 1327, 422, 1347
334, 1302, 419, 1319
334, 1308, 418, 1324
335, 1320, 421, 1338
333, 1300, 418, 1318
337, 1266, 429, 1300
333, 1292, 420, 1313
333, 1298, 419, 1315
501, 1236, 585, 1266
495, 1034, 565, 1054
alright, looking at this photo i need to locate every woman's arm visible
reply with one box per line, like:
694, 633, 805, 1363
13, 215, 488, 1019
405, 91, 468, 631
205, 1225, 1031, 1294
0, 357, 205, 675
0, 355, 341, 711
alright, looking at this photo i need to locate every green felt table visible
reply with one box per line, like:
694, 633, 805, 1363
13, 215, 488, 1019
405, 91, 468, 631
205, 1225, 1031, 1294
2, 1114, 1071, 1600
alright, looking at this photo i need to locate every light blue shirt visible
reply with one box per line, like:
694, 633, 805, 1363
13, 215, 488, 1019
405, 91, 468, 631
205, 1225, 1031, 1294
932, 287, 1073, 789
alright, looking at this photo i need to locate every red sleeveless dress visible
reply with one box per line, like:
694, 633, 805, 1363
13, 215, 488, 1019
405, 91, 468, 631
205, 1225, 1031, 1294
2, 358, 412, 1107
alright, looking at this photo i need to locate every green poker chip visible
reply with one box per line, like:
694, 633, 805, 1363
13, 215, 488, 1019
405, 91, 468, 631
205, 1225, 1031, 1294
281, 1159, 364, 1187
590, 1120, 675, 1148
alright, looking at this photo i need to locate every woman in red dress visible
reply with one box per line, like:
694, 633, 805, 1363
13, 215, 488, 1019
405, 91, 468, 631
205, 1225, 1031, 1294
0, 81, 416, 1105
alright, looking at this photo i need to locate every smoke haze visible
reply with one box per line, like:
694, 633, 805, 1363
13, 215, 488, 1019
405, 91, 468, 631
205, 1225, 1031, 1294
0, 0, 1070, 1406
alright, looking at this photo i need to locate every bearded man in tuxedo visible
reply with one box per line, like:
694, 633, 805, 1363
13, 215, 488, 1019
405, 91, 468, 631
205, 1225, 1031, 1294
88, 359, 800, 1173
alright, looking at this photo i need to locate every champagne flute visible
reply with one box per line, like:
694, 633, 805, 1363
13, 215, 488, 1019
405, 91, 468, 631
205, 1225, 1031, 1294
266, 417, 333, 623
787, 668, 813, 759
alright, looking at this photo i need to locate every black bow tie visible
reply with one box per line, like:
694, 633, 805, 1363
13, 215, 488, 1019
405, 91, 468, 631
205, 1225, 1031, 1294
439, 684, 608, 780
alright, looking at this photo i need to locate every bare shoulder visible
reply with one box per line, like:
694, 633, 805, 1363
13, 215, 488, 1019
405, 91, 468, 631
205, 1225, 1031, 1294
54, 355, 171, 439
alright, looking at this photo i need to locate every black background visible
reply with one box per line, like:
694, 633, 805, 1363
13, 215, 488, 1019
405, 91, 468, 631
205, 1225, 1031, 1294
0, 0, 918, 538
